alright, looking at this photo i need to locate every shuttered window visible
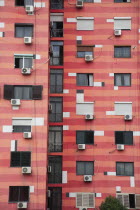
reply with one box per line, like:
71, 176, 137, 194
10, 152, 31, 167
76, 131, 94, 144
76, 103, 94, 115
77, 46, 93, 58
12, 119, 32, 133
116, 162, 134, 176
115, 131, 133, 145
9, 186, 29, 202
76, 193, 95, 208
114, 102, 132, 115
4, 85, 43, 100
114, 18, 131, 30
77, 18, 94, 30
76, 161, 94, 175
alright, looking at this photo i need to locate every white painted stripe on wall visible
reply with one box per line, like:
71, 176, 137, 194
107, 172, 116, 176
63, 112, 70, 118
130, 177, 135, 187
94, 0, 101, 2
114, 86, 118, 90
63, 89, 69, 94
63, 125, 69, 130
12, 106, 20, 110
0, 1, 4, 6
35, 54, 41, 59
106, 19, 114, 22
0, 23, 4, 28
94, 131, 104, 136
139, 40, 140, 44
67, 18, 77, 23
133, 131, 140, 136
76, 36, 82, 40
11, 140, 16, 151
76, 93, 84, 103
96, 193, 102, 197
34, 2, 45, 7
106, 111, 115, 115
109, 73, 114, 77
68, 73, 76, 76
32, 118, 44, 126
3, 126, 13, 133
69, 193, 76, 197
30, 186, 35, 193
93, 82, 102, 87
116, 186, 121, 192
62, 171, 67, 183
95, 45, 103, 48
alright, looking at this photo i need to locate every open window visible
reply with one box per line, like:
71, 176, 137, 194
9, 186, 29, 202
76, 73, 93, 86
10, 152, 31, 167
116, 162, 134, 176
14, 54, 33, 68
117, 194, 140, 209
50, 13, 63, 37
15, 0, 34, 6
115, 131, 133, 145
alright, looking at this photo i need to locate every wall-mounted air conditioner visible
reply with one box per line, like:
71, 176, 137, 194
21, 68, 31, 75
117, 144, 124, 151
78, 144, 86, 150
17, 202, 27, 209
24, 37, 32, 44
124, 114, 132, 121
76, 0, 84, 8
85, 55, 93, 62
23, 132, 32, 139
11, 99, 20, 106
22, 167, 31, 174
85, 114, 94, 120
25, 5, 34, 14
84, 175, 92, 182
114, 29, 122, 36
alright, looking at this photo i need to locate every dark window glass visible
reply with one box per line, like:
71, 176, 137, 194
77, 73, 93, 86
14, 86, 32, 100
116, 162, 134, 176
49, 97, 63, 122
115, 131, 133, 145
10, 152, 31, 167
50, 69, 63, 93
83, 0, 93, 2
129, 194, 135, 208
49, 126, 63, 152
114, 0, 128, 2
48, 187, 62, 210
15, 57, 33, 68
9, 186, 29, 202
76, 161, 94, 175
15, 24, 33, 38
77, 51, 93, 58
48, 156, 62, 184
114, 46, 131, 58
50, 22, 63, 37
13, 126, 31, 133
114, 73, 131, 86
50, 0, 64, 9
15, 0, 24, 6
76, 131, 94, 144
50, 42, 63, 66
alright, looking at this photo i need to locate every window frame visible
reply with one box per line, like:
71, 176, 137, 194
15, 0, 24, 6
15, 23, 34, 38
48, 156, 62, 184
76, 73, 93, 86
9, 186, 29, 203
114, 73, 131, 86
115, 131, 133, 145
50, 0, 64, 9
114, 46, 131, 58
50, 42, 64, 66
49, 97, 63, 122
14, 55, 33, 69
114, 0, 130, 2
116, 162, 134, 176
76, 131, 94, 145
10, 151, 31, 167
76, 161, 94, 175
48, 126, 63, 152
50, 69, 63, 93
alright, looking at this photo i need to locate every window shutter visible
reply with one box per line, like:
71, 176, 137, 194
4, 85, 14, 100
123, 194, 129, 208
76, 193, 83, 207
77, 46, 93, 52
135, 194, 140, 208
114, 18, 131, 30
32, 85, 43, 100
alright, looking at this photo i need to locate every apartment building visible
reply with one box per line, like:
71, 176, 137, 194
0, 0, 140, 209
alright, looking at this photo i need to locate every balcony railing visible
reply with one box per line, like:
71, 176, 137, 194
51, 29, 63, 37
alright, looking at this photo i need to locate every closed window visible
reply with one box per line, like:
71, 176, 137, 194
77, 17, 94, 30
48, 156, 62, 184
49, 97, 63, 122
77, 46, 93, 58
76, 193, 95, 208
114, 17, 131, 30
48, 187, 62, 210
4, 85, 43, 100
117, 194, 140, 209
114, 46, 131, 58
50, 69, 63, 93
83, 0, 94, 2
76, 131, 94, 144
115, 131, 133, 145
15, 24, 33, 38
76, 161, 94, 175
10, 152, 31, 167
50, 22, 63, 37
114, 73, 131, 86
50, 0, 64, 9
77, 73, 93, 86
50, 42, 63, 66
13, 125, 31, 133
116, 162, 134, 176
15, 0, 34, 6
49, 126, 63, 152
14, 55, 33, 68
115, 102, 132, 115
114, 0, 130, 2
9, 186, 29, 202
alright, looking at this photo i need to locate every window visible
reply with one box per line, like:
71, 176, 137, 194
49, 97, 63, 122
48, 187, 62, 210
116, 162, 134, 176
10, 152, 31, 167
15, 24, 33, 38
117, 194, 140, 209
76, 103, 94, 115
50, 69, 63, 93
77, 73, 93, 86
14, 55, 33, 68
76, 193, 95, 208
77, 17, 94, 31
4, 85, 43, 100
114, 73, 131, 86
114, 0, 130, 2
83, 0, 94, 2
115, 131, 133, 145
114, 102, 132, 115
114, 46, 131, 58
9, 186, 29, 202
49, 126, 63, 152
50, 42, 63, 66
76, 131, 94, 144
12, 118, 32, 133
50, 13, 63, 37
114, 17, 131, 30
48, 156, 62, 183
15, 0, 34, 6
76, 161, 94, 175
50, 0, 64, 9
77, 46, 93, 58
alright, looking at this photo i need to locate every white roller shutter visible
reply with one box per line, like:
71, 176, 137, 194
12, 119, 32, 126
115, 102, 132, 115
114, 17, 131, 30
50, 13, 64, 22
76, 103, 94, 115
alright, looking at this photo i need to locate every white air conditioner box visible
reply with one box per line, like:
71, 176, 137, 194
85, 114, 94, 120
76, 0, 83, 8
78, 144, 86, 150
22, 167, 31, 174
11, 99, 20, 106
24, 37, 32, 44
25, 5, 34, 13
17, 202, 27, 209
21, 68, 31, 75
84, 175, 92, 182
117, 144, 124, 151
114, 29, 122, 36
124, 114, 133, 121
85, 55, 93, 62
23, 132, 32, 139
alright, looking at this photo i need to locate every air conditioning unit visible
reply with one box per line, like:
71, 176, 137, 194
85, 55, 93, 62
21, 68, 31, 75
25, 5, 34, 13
22, 167, 31, 174
124, 114, 133, 121
84, 175, 92, 182
117, 144, 124, 151
76, 0, 83, 8
23, 132, 32, 139
11, 99, 20, 106
114, 29, 122, 36
85, 114, 94, 120
17, 202, 27, 209
78, 144, 86, 150
24, 37, 32, 44
79, 208, 87, 210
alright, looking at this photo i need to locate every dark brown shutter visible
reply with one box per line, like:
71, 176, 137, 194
32, 85, 43, 100
77, 46, 93, 52
4, 85, 14, 100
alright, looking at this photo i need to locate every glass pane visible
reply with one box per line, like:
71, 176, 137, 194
115, 74, 122, 86
76, 131, 85, 144
22, 87, 32, 100
77, 52, 85, 58
19, 187, 29, 202
85, 131, 94, 144
77, 74, 89, 86
115, 131, 124, 144
14, 87, 23, 99
56, 103, 62, 113
13, 126, 31, 133
124, 131, 133, 145
24, 58, 32, 68
125, 163, 133, 176
25, 26, 33, 37
85, 162, 94, 175
21, 152, 31, 166
16, 26, 24, 37
124, 74, 131, 86
11, 152, 20, 167
9, 186, 19, 202
77, 162, 84, 175
117, 163, 124, 175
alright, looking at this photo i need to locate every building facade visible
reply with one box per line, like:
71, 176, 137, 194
0, 0, 140, 209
